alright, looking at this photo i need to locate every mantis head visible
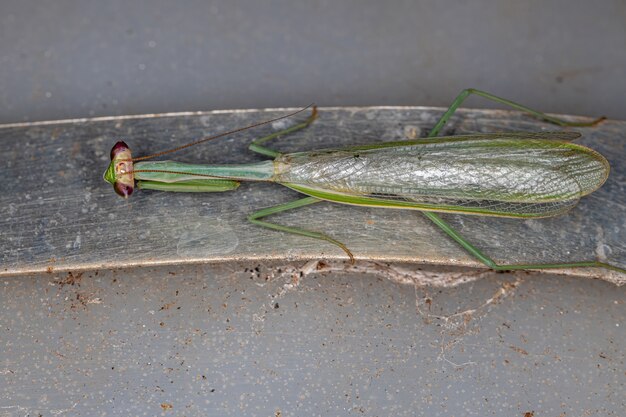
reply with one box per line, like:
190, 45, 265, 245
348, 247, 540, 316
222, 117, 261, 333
103, 141, 135, 198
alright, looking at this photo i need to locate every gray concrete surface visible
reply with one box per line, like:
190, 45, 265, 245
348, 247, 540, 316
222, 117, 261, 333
1, 0, 626, 123
1, 264, 624, 416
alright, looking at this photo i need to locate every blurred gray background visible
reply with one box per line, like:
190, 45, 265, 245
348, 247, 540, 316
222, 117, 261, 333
1, 0, 625, 124
1, 1, 625, 416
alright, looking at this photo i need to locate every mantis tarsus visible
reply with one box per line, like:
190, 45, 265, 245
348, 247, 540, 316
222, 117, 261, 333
104, 88, 625, 275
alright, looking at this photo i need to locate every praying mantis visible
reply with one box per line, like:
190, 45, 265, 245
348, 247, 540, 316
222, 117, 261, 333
103, 89, 625, 275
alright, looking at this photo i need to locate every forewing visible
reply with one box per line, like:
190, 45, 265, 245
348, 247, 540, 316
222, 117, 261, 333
276, 136, 609, 218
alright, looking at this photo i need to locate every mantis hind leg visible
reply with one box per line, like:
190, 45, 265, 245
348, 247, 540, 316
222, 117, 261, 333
428, 88, 606, 137
248, 196, 355, 262
422, 212, 626, 274
420, 89, 623, 275
249, 107, 318, 158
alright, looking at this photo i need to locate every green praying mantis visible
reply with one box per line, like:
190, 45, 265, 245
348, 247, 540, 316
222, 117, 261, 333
103, 89, 626, 275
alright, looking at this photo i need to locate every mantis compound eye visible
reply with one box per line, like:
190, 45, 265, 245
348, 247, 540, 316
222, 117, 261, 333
113, 181, 134, 198
110, 140, 130, 160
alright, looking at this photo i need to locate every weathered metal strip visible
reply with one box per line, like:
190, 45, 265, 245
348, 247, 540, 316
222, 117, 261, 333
1, 106, 624, 281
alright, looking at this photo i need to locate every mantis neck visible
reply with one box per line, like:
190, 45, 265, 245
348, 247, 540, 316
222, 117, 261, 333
134, 160, 275, 182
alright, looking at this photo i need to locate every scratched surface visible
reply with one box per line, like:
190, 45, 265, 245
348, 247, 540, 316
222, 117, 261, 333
1, 106, 625, 282
0, 262, 624, 416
